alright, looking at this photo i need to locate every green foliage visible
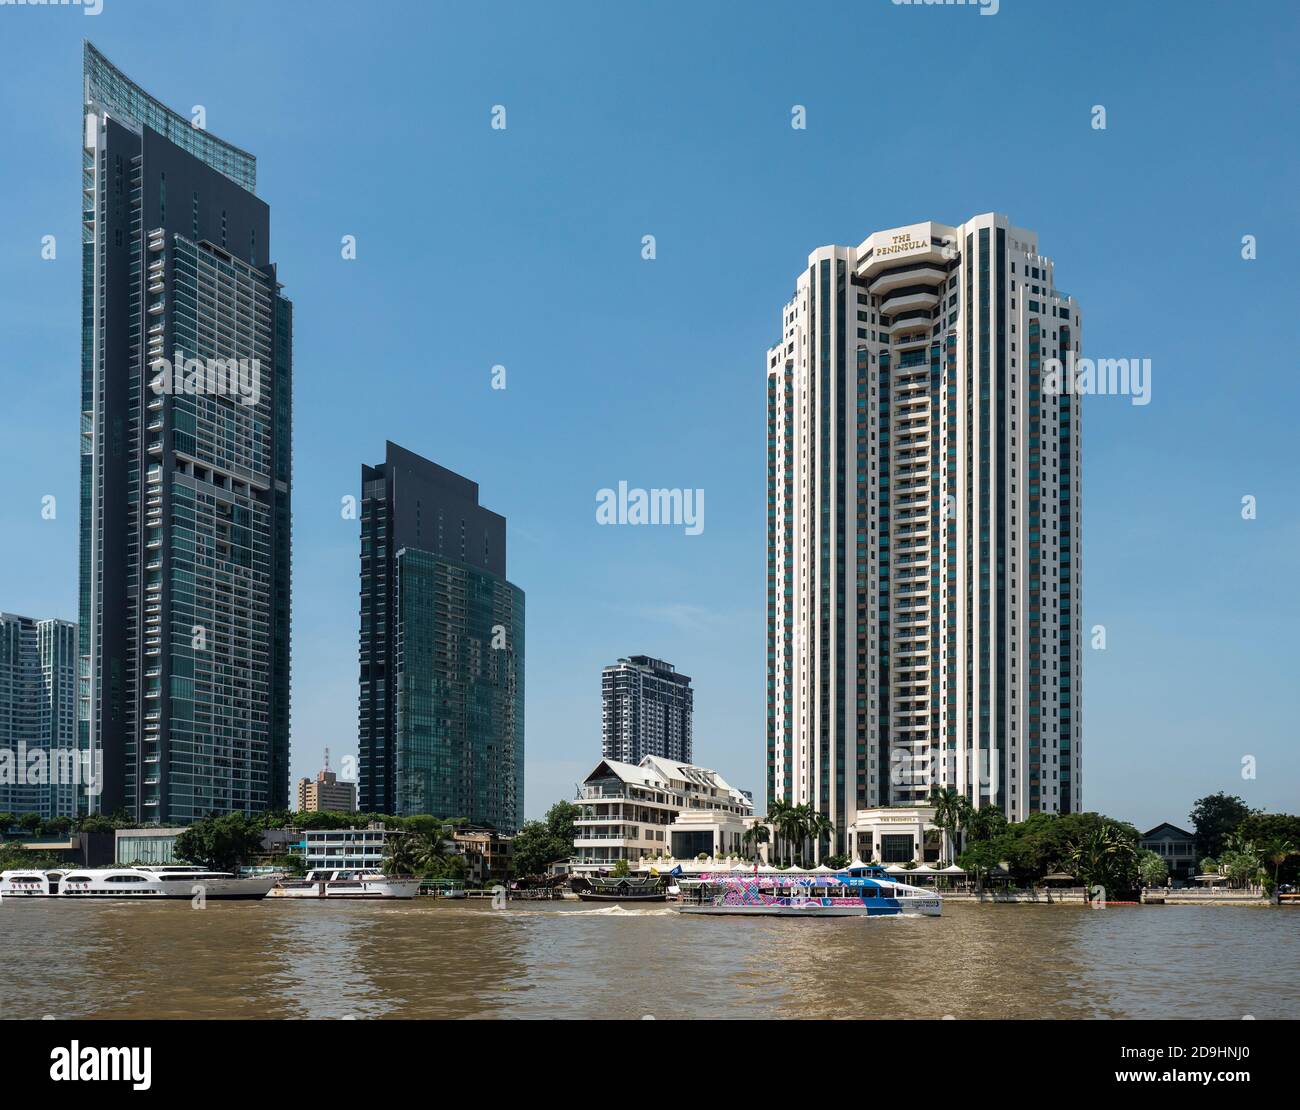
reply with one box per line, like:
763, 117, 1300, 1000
825, 853, 850, 869
1189, 792, 1254, 859
1137, 850, 1168, 887
172, 813, 265, 872
928, 787, 972, 863
611, 858, 631, 877
269, 853, 308, 877
511, 800, 580, 878
1067, 822, 1139, 896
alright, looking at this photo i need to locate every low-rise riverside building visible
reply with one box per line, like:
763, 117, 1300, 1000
452, 828, 513, 884
302, 824, 395, 870
848, 806, 941, 864
572, 756, 753, 874
1139, 822, 1198, 880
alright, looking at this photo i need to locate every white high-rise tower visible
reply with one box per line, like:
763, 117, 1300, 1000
766, 214, 1082, 858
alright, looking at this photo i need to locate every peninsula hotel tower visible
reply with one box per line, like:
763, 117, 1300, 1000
766, 215, 1081, 856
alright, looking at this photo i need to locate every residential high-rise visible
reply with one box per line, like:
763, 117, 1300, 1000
601, 656, 693, 764
766, 215, 1082, 855
358, 443, 524, 832
0, 615, 78, 818
79, 45, 292, 822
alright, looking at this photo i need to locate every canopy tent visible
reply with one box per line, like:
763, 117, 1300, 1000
812, 863, 837, 873
940, 864, 966, 874
884, 864, 911, 874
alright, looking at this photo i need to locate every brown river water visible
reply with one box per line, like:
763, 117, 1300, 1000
2, 900, 1296, 1020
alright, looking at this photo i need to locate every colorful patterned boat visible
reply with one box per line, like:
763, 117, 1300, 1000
673, 864, 941, 917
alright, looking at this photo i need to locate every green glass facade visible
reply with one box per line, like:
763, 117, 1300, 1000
393, 550, 524, 831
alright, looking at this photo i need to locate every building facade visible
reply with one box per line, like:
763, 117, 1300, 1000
79, 44, 292, 823
0, 615, 78, 818
1139, 823, 1197, 881
572, 755, 753, 873
601, 655, 693, 764
297, 765, 358, 814
767, 215, 1082, 855
358, 443, 524, 831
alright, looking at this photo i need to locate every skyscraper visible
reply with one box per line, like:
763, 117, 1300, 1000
766, 215, 1081, 855
0, 615, 78, 818
601, 655, 693, 764
358, 443, 524, 832
79, 45, 292, 822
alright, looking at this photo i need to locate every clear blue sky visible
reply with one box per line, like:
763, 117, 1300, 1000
1, 0, 1297, 830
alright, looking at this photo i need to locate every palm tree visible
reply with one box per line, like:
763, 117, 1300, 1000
742, 824, 770, 866
382, 832, 418, 877
928, 787, 971, 864
412, 829, 449, 874
774, 803, 804, 867
805, 809, 834, 865
1260, 838, 1299, 888
1067, 823, 1138, 900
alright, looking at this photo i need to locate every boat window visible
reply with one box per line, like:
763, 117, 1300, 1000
64, 875, 92, 883
104, 874, 148, 883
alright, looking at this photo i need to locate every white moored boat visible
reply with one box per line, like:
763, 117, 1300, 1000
0, 866, 277, 900
264, 868, 419, 900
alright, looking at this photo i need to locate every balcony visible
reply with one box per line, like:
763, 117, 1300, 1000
880, 287, 940, 318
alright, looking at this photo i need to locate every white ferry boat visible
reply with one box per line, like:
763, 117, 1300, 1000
264, 868, 419, 900
0, 866, 277, 900
674, 864, 941, 918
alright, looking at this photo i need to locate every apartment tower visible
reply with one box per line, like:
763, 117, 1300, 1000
358, 443, 524, 832
766, 215, 1082, 854
0, 615, 78, 818
601, 655, 693, 764
79, 45, 292, 821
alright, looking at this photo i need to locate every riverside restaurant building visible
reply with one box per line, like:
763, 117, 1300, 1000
571, 756, 753, 874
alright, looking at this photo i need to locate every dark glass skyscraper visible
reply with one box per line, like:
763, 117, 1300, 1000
359, 444, 523, 832
79, 45, 292, 822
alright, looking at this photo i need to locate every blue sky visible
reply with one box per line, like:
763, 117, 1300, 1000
1, 0, 1297, 830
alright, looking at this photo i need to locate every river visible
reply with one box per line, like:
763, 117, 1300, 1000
3, 900, 1296, 1019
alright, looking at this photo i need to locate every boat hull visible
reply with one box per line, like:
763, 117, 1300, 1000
676, 898, 941, 918
264, 878, 420, 900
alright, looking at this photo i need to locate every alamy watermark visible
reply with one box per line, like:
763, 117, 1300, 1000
0, 743, 102, 797
1043, 351, 1151, 407
892, 0, 999, 15
2, 0, 102, 14
595, 482, 704, 536
150, 353, 261, 407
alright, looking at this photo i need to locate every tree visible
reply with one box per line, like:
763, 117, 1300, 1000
742, 823, 769, 865
611, 858, 631, 877
929, 787, 972, 863
766, 800, 793, 865
1067, 823, 1139, 898
803, 807, 833, 863
1137, 850, 1168, 888
774, 804, 805, 866
511, 800, 581, 878
1189, 793, 1254, 859
1258, 838, 1299, 892
964, 804, 1008, 845
957, 840, 1003, 892
381, 832, 418, 877
172, 813, 265, 872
